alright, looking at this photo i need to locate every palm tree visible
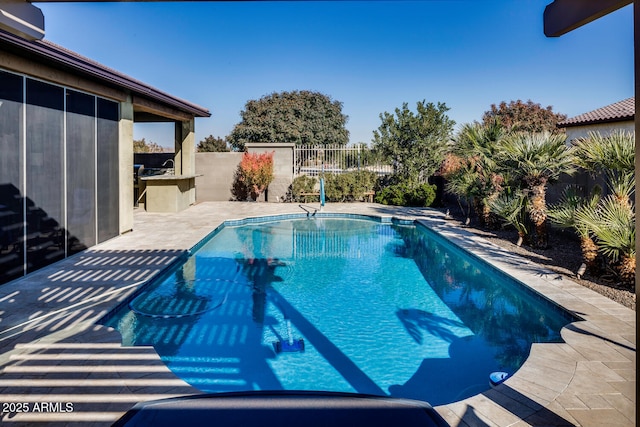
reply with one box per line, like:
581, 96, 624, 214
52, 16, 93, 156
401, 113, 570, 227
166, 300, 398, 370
548, 185, 602, 275
572, 130, 634, 197
572, 130, 634, 207
444, 160, 476, 225
576, 195, 635, 288
571, 130, 635, 286
498, 131, 575, 248
488, 190, 529, 247
447, 120, 507, 228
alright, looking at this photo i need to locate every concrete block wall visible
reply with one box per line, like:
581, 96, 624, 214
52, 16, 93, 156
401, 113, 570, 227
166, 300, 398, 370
195, 152, 242, 201
195, 143, 295, 203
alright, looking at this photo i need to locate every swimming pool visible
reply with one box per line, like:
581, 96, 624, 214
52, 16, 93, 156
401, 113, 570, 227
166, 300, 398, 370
102, 215, 577, 406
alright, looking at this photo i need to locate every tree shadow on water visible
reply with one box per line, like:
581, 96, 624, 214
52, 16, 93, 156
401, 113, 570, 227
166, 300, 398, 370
396, 308, 466, 345
388, 335, 498, 406
387, 331, 576, 426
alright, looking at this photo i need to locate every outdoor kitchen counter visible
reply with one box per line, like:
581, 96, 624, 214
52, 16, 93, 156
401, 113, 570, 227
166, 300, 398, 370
139, 174, 202, 213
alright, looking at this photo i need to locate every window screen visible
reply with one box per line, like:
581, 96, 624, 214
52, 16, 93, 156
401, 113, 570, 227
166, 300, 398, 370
66, 89, 96, 254
97, 97, 119, 243
0, 70, 25, 282
25, 78, 65, 272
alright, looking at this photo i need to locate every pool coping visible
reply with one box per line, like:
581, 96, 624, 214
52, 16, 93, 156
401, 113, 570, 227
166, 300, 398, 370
0, 202, 635, 426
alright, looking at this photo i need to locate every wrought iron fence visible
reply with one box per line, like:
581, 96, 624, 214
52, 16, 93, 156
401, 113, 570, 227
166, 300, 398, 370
293, 144, 393, 177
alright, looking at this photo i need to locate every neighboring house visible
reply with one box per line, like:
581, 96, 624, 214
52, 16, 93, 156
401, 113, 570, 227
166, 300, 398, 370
552, 97, 635, 201
0, 29, 210, 286
558, 97, 634, 142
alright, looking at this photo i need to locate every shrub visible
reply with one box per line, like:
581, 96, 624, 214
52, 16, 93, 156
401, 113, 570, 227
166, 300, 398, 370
324, 173, 354, 202
289, 175, 318, 202
324, 170, 378, 202
375, 184, 406, 206
232, 152, 274, 201
351, 170, 378, 200
231, 167, 249, 201
408, 183, 437, 207
375, 182, 436, 207
287, 171, 377, 203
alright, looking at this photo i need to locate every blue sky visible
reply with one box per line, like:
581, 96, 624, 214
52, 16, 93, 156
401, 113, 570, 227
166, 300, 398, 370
38, 1, 633, 148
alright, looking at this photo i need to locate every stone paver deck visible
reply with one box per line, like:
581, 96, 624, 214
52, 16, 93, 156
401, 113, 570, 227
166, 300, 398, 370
0, 202, 635, 426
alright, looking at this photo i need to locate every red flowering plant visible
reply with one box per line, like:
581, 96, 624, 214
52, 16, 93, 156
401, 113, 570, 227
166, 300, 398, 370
234, 151, 275, 201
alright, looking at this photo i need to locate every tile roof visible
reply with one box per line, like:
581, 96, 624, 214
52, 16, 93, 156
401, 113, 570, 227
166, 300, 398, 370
558, 97, 634, 127
0, 29, 211, 118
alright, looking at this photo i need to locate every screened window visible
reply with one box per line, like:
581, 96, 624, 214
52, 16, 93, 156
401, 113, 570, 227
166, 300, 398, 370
97, 97, 120, 243
66, 89, 97, 254
25, 78, 65, 272
1, 68, 124, 286
0, 70, 25, 283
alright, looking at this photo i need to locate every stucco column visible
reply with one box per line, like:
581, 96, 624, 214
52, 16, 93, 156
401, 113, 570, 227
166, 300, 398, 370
119, 96, 134, 233
174, 119, 195, 175
174, 118, 197, 206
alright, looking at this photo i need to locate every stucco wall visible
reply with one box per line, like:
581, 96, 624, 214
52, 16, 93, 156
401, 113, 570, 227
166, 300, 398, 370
119, 97, 134, 234
564, 120, 635, 142
195, 152, 243, 201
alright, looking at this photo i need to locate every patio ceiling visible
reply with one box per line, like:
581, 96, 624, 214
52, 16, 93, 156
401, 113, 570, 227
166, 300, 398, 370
543, 0, 632, 36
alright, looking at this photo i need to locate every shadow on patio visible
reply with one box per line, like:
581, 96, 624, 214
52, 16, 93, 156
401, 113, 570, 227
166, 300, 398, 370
0, 324, 199, 425
0, 248, 196, 425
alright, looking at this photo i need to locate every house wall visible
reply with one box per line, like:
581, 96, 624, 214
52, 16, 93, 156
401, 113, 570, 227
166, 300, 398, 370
0, 42, 203, 286
564, 120, 635, 142
0, 66, 121, 286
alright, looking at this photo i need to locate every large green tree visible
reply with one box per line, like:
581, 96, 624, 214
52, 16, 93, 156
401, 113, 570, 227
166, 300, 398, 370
228, 90, 349, 151
482, 99, 567, 133
197, 135, 230, 152
372, 100, 455, 186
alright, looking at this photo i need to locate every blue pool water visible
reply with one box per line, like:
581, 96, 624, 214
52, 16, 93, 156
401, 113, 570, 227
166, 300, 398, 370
102, 216, 577, 405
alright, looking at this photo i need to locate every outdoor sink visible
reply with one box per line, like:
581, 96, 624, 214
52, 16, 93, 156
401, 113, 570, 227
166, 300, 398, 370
140, 168, 174, 177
